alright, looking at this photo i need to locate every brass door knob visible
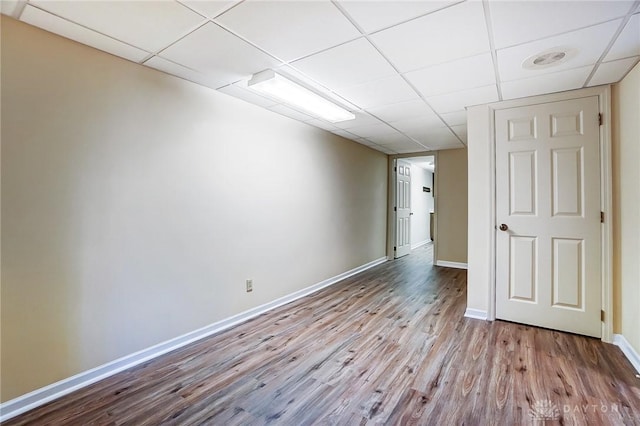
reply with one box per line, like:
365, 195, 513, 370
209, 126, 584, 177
499, 224, 509, 231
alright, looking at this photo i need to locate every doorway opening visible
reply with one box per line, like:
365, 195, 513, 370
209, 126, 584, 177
388, 154, 436, 263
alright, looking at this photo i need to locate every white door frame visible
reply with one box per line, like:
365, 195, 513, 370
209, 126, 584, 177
486, 86, 613, 342
387, 151, 438, 263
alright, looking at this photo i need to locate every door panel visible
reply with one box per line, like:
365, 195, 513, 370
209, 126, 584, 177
551, 147, 583, 216
552, 238, 584, 309
495, 96, 601, 338
509, 151, 537, 215
395, 160, 412, 258
509, 235, 537, 302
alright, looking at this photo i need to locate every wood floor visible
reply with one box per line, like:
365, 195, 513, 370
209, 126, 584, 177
6, 244, 640, 425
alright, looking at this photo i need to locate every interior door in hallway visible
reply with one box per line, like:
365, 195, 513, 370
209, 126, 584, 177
395, 159, 412, 258
495, 96, 602, 337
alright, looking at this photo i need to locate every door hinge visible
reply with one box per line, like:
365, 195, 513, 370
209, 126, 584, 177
394, 246, 397, 251
598, 113, 603, 126
601, 310, 605, 322
394, 206, 397, 212
394, 166, 397, 172
601, 211, 604, 223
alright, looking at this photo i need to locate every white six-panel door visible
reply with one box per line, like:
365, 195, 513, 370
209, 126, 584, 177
395, 160, 412, 258
495, 96, 602, 337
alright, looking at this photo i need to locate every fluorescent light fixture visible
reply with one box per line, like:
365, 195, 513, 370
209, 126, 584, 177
248, 70, 355, 123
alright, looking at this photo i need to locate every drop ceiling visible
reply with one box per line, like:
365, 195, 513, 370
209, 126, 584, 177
2, 1, 639, 155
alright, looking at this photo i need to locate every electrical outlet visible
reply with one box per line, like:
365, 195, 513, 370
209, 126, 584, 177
246, 279, 253, 293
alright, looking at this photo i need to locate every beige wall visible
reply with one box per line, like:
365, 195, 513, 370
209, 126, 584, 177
435, 148, 468, 264
612, 62, 640, 354
0, 17, 388, 401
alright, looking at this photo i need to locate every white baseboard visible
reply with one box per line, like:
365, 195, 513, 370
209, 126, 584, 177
435, 260, 468, 269
613, 334, 640, 375
464, 308, 488, 320
411, 239, 430, 250
0, 256, 387, 422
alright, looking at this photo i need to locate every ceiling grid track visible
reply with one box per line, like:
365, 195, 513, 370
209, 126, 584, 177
7, 0, 638, 156
330, 0, 466, 150
482, 0, 504, 102
583, 1, 640, 87
16, 1, 152, 58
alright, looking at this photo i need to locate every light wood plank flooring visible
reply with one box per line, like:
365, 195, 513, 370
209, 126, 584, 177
6, 244, 640, 425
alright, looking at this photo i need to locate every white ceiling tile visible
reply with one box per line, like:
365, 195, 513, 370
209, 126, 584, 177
497, 20, 621, 82
335, 75, 418, 109
376, 146, 397, 154
179, 0, 239, 19
605, 14, 640, 62
1, 0, 22, 17
404, 53, 496, 97
427, 85, 499, 113
215, 1, 360, 61
19, 0, 628, 147
401, 126, 460, 147
30, 0, 206, 52
20, 5, 149, 62
159, 23, 281, 89
352, 138, 372, 148
338, 1, 459, 33
355, 138, 379, 147
489, 0, 634, 49
380, 139, 427, 153
359, 141, 392, 153
145, 56, 220, 89
392, 146, 428, 154
347, 122, 398, 138
305, 118, 339, 131
501, 65, 593, 100
589, 57, 640, 86
367, 132, 416, 146
331, 129, 359, 140
440, 110, 467, 126
292, 38, 397, 89
267, 104, 314, 122
431, 141, 465, 150
387, 139, 427, 150
217, 80, 278, 108
366, 99, 437, 123
391, 116, 447, 134
450, 124, 467, 143
332, 112, 383, 130
370, 1, 490, 72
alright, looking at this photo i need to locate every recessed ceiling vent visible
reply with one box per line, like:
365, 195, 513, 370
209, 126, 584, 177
533, 51, 566, 65
522, 47, 577, 70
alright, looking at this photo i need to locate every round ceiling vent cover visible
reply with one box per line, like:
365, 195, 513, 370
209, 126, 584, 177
522, 47, 577, 70
533, 51, 566, 65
